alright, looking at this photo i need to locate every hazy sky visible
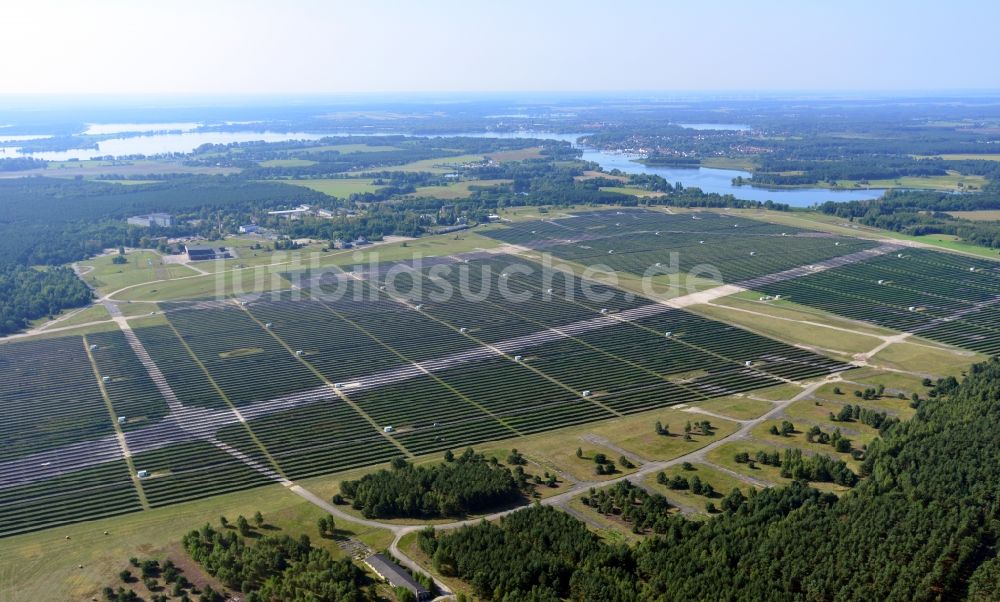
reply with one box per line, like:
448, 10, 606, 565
3, 0, 998, 94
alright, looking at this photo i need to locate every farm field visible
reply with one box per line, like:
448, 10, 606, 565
947, 210, 1000, 221
600, 186, 668, 197
915, 153, 1000, 161
258, 158, 317, 167
350, 153, 485, 174
282, 177, 379, 197
412, 178, 511, 199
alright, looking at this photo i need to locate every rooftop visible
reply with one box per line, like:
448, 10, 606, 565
364, 554, 430, 600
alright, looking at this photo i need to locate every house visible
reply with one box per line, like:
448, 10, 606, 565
238, 225, 259, 234
364, 554, 431, 601
127, 213, 172, 228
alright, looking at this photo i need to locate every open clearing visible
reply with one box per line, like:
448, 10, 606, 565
412, 178, 511, 199
280, 177, 379, 197
947, 210, 1000, 221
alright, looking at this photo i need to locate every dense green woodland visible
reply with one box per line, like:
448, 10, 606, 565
0, 264, 92, 334
420, 359, 1000, 601
820, 189, 1000, 249
339, 449, 522, 518
182, 523, 371, 602
0, 177, 335, 335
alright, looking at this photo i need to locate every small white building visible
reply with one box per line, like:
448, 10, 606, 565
127, 213, 172, 228
137, 470, 149, 479
383, 426, 395, 433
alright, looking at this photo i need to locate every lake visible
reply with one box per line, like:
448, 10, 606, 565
0, 127, 882, 206
1, 130, 324, 161
445, 131, 884, 207
580, 148, 884, 207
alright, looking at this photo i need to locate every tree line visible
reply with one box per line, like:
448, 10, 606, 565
419, 358, 1000, 600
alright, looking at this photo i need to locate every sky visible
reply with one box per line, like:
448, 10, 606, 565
3, 0, 998, 95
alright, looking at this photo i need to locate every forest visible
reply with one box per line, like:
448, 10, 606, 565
338, 449, 523, 519
182, 522, 371, 602
0, 264, 92, 334
419, 358, 1000, 601
819, 189, 1000, 249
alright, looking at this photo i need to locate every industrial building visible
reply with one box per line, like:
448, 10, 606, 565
185, 245, 230, 261
127, 213, 173, 228
363, 554, 431, 601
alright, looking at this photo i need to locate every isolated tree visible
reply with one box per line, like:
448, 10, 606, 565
236, 515, 250, 536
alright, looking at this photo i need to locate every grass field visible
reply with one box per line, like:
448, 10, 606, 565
351, 153, 485, 174
79, 251, 199, 297
643, 462, 757, 514
947, 210, 1000, 221
280, 177, 378, 197
692, 394, 776, 420
700, 157, 757, 170
486, 147, 543, 161
914, 153, 1000, 161
832, 172, 987, 192
29, 303, 111, 330
599, 186, 668, 197
291, 143, 402, 154
412, 178, 511, 199
258, 158, 317, 167
0, 482, 392, 602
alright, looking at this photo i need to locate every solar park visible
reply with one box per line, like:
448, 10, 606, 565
3, 208, 998, 538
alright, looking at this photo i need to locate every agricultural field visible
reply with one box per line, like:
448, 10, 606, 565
946, 210, 1000, 221
412, 178, 511, 199
282, 177, 379, 197
351, 153, 485, 174
258, 158, 317, 167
